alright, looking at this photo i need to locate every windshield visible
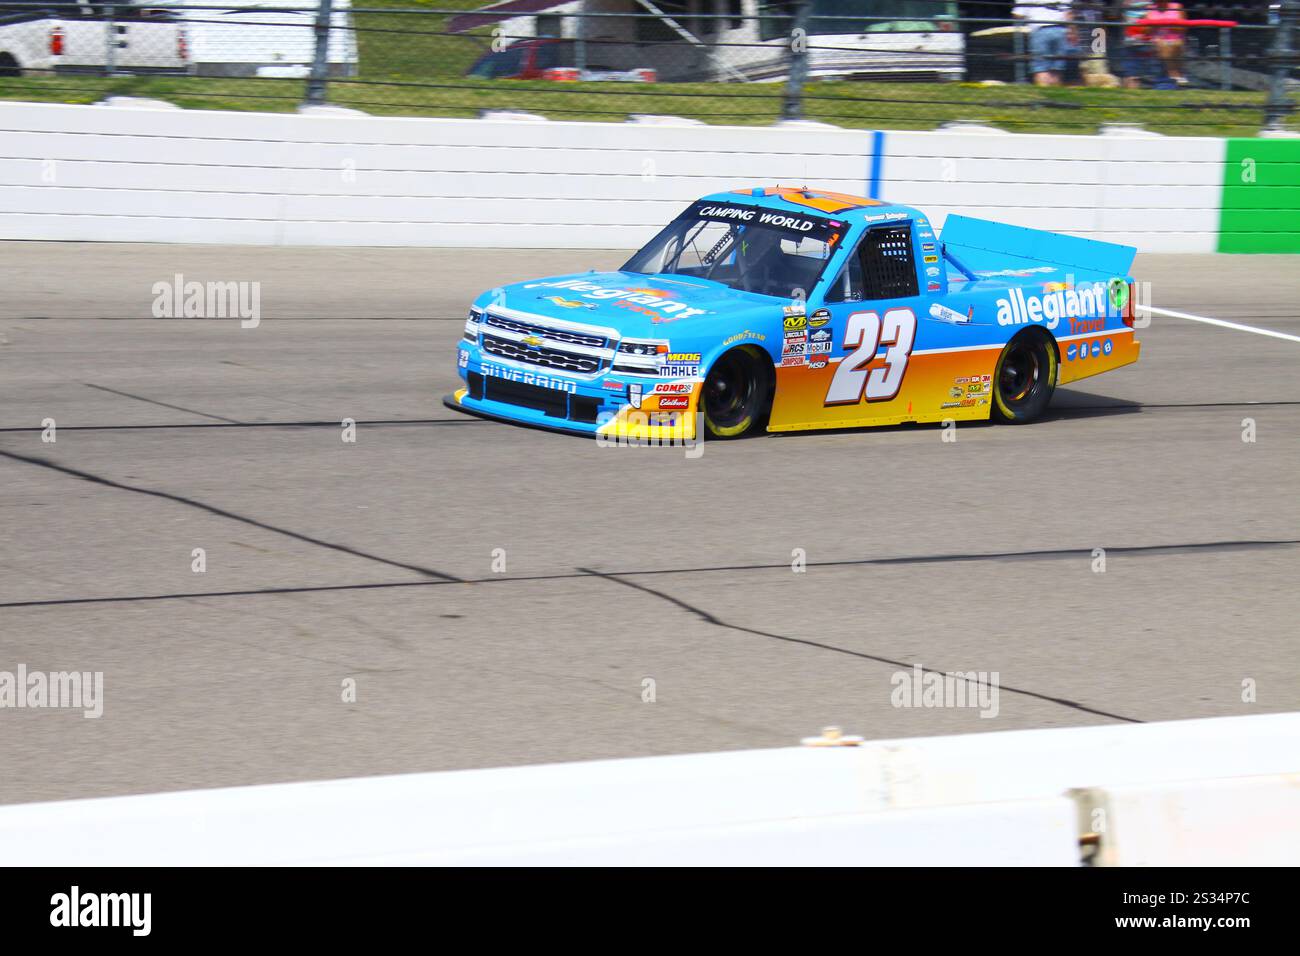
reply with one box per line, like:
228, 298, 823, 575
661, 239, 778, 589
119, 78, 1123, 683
621, 201, 845, 301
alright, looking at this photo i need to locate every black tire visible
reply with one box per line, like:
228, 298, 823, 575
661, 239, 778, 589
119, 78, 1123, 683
700, 346, 772, 439
0, 55, 20, 79
991, 333, 1056, 424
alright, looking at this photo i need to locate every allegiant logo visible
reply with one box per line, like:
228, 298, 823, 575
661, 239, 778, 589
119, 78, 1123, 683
996, 281, 1111, 330
524, 279, 709, 319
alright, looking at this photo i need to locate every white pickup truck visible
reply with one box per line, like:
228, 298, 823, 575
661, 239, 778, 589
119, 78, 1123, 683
0, 2, 189, 76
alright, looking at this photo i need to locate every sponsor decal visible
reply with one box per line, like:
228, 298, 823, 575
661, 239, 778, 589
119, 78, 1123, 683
809, 328, 832, 343
996, 280, 1111, 331
926, 267, 940, 278
919, 230, 934, 240
923, 255, 939, 264
865, 211, 909, 222
696, 204, 825, 233
542, 296, 596, 310
967, 382, 989, 395
1066, 344, 1078, 361
784, 329, 807, 342
930, 302, 973, 325
602, 379, 626, 391
949, 386, 963, 398
780, 355, 806, 367
660, 354, 700, 377
723, 330, 766, 345
782, 341, 807, 356
783, 314, 807, 331
661, 363, 699, 377
1102, 338, 1113, 356
921, 243, 935, 252
783, 304, 806, 318
808, 309, 831, 328
523, 278, 710, 320
809, 341, 831, 354
927, 282, 941, 292
1068, 316, 1105, 335
458, 349, 469, 369
657, 395, 690, 410
1090, 340, 1102, 357
652, 382, 693, 394
809, 355, 829, 369
482, 362, 576, 393
976, 266, 1056, 278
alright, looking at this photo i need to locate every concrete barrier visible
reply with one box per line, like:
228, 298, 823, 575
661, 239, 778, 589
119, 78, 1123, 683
0, 100, 1247, 252
0, 713, 1295, 866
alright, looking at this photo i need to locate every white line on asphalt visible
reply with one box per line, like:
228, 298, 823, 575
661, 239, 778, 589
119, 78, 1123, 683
1147, 306, 1300, 344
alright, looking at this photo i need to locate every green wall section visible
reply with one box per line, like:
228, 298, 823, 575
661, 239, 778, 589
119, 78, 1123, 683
1219, 138, 1300, 253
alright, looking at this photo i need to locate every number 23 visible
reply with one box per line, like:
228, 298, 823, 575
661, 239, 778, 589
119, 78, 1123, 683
824, 308, 917, 405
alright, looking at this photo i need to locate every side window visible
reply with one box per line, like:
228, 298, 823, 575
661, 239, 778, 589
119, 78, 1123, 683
860, 224, 919, 300
824, 248, 863, 303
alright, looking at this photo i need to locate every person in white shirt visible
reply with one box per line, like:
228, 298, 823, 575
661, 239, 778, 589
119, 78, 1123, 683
1013, 1, 1073, 86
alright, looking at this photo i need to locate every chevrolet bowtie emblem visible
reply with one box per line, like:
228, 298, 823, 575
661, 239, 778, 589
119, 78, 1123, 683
521, 335, 544, 347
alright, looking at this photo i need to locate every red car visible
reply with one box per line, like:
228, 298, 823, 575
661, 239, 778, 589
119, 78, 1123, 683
467, 38, 653, 82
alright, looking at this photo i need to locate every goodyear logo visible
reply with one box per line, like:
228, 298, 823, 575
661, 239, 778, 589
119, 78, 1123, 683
783, 315, 807, 331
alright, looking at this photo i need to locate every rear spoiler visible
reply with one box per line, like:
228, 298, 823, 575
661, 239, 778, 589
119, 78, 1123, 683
939, 215, 1137, 279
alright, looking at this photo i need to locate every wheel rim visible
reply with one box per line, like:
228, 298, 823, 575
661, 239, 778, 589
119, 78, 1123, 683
999, 342, 1042, 409
703, 352, 755, 430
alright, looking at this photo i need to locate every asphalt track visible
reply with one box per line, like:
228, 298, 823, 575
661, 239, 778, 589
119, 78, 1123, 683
1, 243, 1297, 805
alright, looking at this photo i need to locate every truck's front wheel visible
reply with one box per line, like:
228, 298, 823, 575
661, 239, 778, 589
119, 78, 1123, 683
701, 346, 772, 439
0, 55, 21, 78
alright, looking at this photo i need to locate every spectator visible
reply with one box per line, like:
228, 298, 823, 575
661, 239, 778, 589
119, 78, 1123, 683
1115, 0, 1156, 88
1146, 0, 1189, 84
1013, 2, 1073, 86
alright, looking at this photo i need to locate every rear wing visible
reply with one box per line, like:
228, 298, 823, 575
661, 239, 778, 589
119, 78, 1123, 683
940, 215, 1136, 280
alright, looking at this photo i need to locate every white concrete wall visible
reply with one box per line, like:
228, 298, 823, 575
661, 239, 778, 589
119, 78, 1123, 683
0, 101, 1225, 251
1, 713, 1295, 865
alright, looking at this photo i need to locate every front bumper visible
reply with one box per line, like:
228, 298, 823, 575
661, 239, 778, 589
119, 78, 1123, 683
446, 343, 699, 440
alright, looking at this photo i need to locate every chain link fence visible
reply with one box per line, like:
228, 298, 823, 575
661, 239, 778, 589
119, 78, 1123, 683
0, 1, 1295, 135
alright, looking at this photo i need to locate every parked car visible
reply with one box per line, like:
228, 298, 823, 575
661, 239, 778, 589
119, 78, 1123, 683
467, 37, 655, 82
0, 1, 188, 76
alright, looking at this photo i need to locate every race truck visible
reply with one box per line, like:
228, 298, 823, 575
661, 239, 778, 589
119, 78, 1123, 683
0, 1, 189, 76
445, 186, 1140, 441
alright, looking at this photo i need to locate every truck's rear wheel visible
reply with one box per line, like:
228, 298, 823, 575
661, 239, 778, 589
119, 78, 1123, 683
992, 333, 1056, 424
0, 55, 20, 78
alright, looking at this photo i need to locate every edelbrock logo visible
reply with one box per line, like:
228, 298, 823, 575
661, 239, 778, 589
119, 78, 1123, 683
996, 280, 1111, 331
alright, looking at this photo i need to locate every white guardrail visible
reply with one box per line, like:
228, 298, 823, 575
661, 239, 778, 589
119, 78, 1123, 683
0, 713, 1296, 865
0, 100, 1225, 252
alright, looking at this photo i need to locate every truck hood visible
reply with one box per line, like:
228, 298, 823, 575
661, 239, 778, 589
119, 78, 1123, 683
480, 271, 778, 338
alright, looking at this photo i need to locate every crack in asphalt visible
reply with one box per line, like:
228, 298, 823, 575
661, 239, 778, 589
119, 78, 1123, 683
0, 448, 463, 584
577, 567, 1145, 725
83, 383, 245, 425
0, 538, 1295, 610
